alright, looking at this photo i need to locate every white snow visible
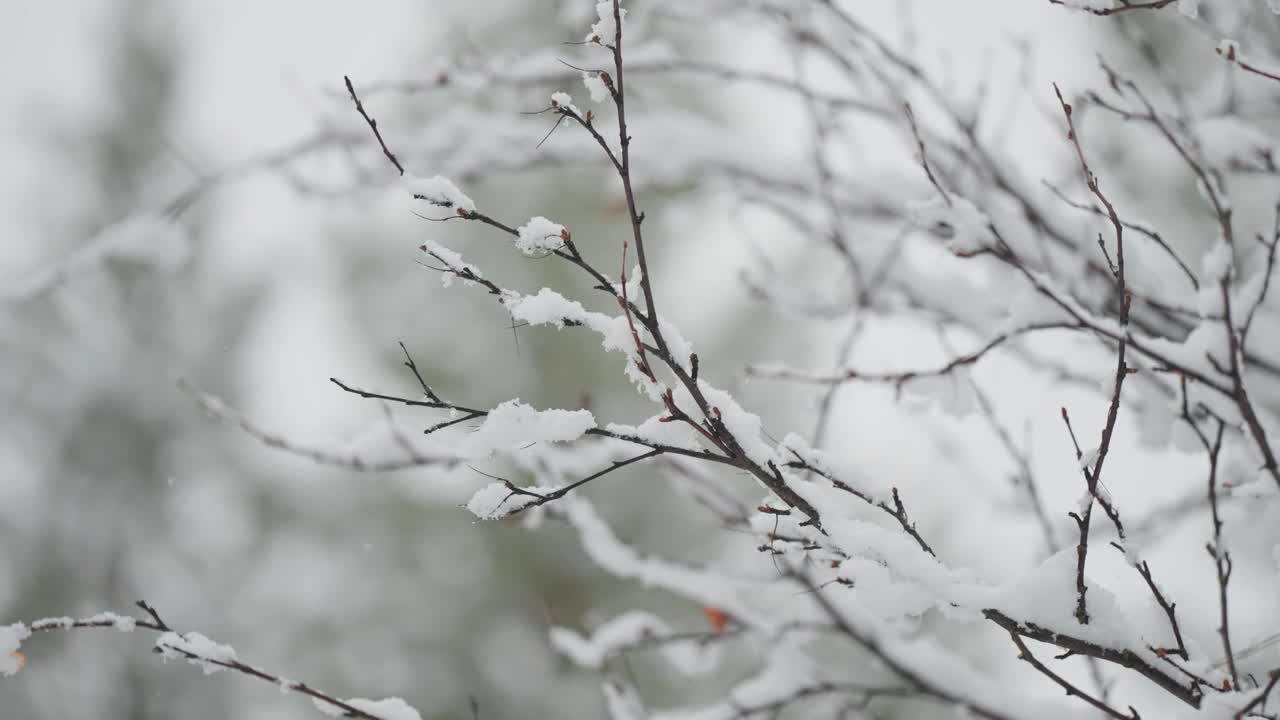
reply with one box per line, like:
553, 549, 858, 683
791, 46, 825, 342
466, 481, 546, 519
1079, 447, 1099, 471
85, 612, 137, 632
313, 699, 345, 717
550, 91, 580, 117
583, 71, 611, 103
990, 548, 1143, 653
29, 616, 75, 630
419, 237, 482, 289
0, 623, 31, 677
463, 400, 595, 456
1076, 490, 1093, 515
907, 196, 995, 255
1123, 543, 1141, 567
558, 496, 770, 630
402, 173, 476, 213
515, 216, 567, 256
602, 680, 646, 720
606, 414, 704, 453
504, 288, 665, 399
697, 382, 779, 467
550, 612, 665, 668
154, 632, 238, 675
1201, 239, 1233, 282
550, 611, 716, 674
343, 697, 423, 720
1055, 0, 1117, 9
586, 1, 626, 44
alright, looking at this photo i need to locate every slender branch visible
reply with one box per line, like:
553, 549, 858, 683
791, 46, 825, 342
785, 453, 934, 557
344, 75, 405, 176
1204, 421, 1239, 688
792, 570, 1019, 720
25, 602, 408, 720
1236, 670, 1280, 719
1047, 0, 1176, 16
182, 380, 455, 473
1054, 82, 1131, 626
748, 322, 1078, 386
1004, 630, 1139, 719
904, 102, 952, 207
983, 609, 1201, 708
498, 449, 664, 516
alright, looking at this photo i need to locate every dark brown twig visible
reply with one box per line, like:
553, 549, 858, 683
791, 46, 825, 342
1005, 631, 1140, 719
1054, 83, 1131, 626
984, 609, 1201, 708
344, 75, 405, 176
28, 602, 399, 720
1047, 0, 1176, 16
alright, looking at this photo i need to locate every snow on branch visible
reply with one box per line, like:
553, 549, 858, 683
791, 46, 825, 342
324, 6, 1280, 716
21, 1, 1280, 718
6, 603, 425, 720
403, 173, 477, 214
549, 610, 719, 674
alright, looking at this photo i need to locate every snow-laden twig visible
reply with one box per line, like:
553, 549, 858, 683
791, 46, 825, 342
9, 602, 424, 720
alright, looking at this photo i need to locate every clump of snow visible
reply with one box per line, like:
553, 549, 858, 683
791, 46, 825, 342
550, 91, 579, 116
402, 173, 476, 213
559, 496, 767, 630
551, 611, 717, 675
84, 612, 137, 631
345, 698, 423, 720
463, 400, 595, 457
313, 699, 344, 717
550, 612, 665, 668
698, 381, 779, 467
1079, 447, 1100, 471
602, 680, 645, 720
466, 482, 548, 519
583, 71, 610, 103
1055, 0, 1119, 10
504, 287, 593, 329
907, 196, 995, 255
1076, 490, 1093, 515
29, 617, 75, 630
1, 623, 31, 677
1197, 284, 1222, 318
606, 414, 703, 453
1123, 543, 1141, 567
154, 632, 238, 675
585, 0, 626, 44
1178, 0, 1200, 18
515, 217, 568, 256
1201, 239, 1233, 282
504, 288, 663, 398
991, 548, 1144, 654
419, 237, 482, 289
